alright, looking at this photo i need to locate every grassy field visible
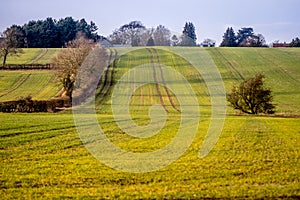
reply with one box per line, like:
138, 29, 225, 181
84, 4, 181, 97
0, 70, 60, 101
5, 48, 60, 65
206, 47, 300, 116
0, 47, 300, 199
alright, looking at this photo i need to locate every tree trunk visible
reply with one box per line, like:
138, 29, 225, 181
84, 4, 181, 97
2, 49, 8, 66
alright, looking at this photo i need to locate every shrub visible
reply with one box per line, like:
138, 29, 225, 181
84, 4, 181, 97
0, 96, 69, 113
227, 74, 275, 114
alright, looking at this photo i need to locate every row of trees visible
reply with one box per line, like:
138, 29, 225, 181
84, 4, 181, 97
289, 37, 300, 47
0, 17, 101, 66
109, 21, 197, 47
220, 27, 267, 47
1, 17, 100, 48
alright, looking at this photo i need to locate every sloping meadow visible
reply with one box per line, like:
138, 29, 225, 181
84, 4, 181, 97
0, 47, 300, 198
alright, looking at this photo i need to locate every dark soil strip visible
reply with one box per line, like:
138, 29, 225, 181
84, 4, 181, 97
152, 48, 181, 113
110, 49, 117, 87
97, 49, 113, 93
0, 64, 51, 70
95, 48, 117, 105
146, 48, 169, 113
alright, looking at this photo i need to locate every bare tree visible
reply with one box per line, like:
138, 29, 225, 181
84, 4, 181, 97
153, 25, 171, 46
109, 21, 146, 46
0, 27, 24, 66
51, 35, 98, 101
139, 28, 154, 46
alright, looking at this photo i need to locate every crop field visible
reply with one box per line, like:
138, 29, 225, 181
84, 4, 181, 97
0, 70, 60, 101
0, 47, 300, 199
5, 48, 60, 65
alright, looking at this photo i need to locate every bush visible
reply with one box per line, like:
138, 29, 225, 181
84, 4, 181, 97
0, 96, 69, 113
227, 74, 275, 114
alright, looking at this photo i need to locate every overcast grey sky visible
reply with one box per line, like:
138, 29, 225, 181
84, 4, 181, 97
1, 0, 299, 45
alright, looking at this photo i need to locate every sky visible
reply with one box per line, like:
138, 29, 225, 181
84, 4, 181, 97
1, 0, 299, 45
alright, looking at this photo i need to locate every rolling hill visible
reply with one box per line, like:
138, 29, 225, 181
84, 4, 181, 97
0, 47, 299, 199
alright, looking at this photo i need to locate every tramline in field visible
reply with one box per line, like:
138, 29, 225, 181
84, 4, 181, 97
0, 47, 300, 199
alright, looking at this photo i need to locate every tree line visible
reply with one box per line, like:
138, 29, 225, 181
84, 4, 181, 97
220, 27, 267, 47
2, 17, 300, 49
1, 17, 100, 48
0, 17, 101, 66
109, 21, 197, 47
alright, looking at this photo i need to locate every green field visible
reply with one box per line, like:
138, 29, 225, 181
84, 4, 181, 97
1, 47, 300, 199
5, 48, 60, 65
0, 70, 60, 101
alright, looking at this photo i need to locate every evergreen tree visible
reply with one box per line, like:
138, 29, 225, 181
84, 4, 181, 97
289, 37, 300, 47
40, 17, 60, 47
146, 37, 155, 46
180, 22, 197, 46
57, 17, 78, 46
220, 27, 237, 47
236, 27, 254, 46
171, 35, 179, 46
6, 17, 100, 48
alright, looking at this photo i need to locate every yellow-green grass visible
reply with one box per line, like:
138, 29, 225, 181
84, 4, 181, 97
1, 47, 300, 199
206, 48, 300, 115
5, 48, 60, 65
0, 70, 60, 101
0, 113, 299, 199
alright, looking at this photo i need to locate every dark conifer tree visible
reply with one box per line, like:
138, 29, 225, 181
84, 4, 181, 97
181, 22, 197, 46
236, 27, 254, 46
220, 27, 237, 47
146, 37, 155, 46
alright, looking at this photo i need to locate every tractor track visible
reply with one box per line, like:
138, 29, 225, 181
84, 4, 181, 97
146, 48, 169, 113
151, 48, 181, 113
96, 48, 117, 105
213, 48, 244, 80
0, 74, 31, 99
26, 48, 49, 64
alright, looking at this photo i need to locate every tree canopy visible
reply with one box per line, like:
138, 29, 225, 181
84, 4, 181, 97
51, 35, 97, 100
220, 27, 267, 47
153, 25, 171, 46
109, 21, 146, 46
2, 17, 100, 48
0, 26, 24, 66
220, 27, 237, 47
180, 22, 197, 46
227, 74, 275, 115
146, 37, 155, 46
289, 37, 300, 47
